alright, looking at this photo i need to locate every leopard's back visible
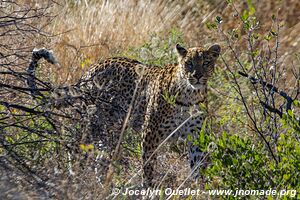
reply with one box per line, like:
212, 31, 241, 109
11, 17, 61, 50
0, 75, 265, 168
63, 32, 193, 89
78, 56, 183, 136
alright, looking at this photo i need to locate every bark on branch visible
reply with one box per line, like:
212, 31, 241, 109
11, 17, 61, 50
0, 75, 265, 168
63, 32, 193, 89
238, 71, 294, 116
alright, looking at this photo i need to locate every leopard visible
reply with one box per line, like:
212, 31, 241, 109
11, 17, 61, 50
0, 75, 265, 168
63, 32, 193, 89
28, 43, 221, 187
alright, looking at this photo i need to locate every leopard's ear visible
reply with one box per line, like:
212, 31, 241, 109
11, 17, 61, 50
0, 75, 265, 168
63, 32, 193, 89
175, 44, 187, 58
208, 44, 221, 58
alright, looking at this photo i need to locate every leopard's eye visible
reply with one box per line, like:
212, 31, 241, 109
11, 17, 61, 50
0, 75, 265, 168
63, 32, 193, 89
212, 53, 219, 58
203, 61, 210, 66
186, 61, 193, 71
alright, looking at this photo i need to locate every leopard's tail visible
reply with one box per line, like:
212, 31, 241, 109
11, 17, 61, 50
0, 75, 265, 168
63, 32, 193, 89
27, 48, 58, 97
26, 48, 82, 107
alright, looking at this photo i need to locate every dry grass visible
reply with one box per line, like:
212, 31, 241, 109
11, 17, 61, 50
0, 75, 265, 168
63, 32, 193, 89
46, 0, 214, 84
44, 0, 300, 85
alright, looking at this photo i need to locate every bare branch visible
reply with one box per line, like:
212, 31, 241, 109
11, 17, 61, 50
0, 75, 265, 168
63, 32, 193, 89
238, 71, 294, 112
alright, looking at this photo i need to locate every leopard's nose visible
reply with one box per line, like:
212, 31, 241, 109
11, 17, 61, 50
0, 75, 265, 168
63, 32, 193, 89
196, 75, 203, 80
195, 77, 203, 84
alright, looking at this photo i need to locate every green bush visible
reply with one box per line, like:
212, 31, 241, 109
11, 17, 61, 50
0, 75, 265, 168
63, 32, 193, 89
121, 28, 185, 66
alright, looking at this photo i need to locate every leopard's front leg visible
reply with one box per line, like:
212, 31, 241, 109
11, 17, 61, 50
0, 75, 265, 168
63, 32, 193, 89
141, 128, 160, 187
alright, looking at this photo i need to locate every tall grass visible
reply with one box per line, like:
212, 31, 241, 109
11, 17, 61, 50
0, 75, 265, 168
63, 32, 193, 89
45, 0, 300, 85
47, 0, 214, 84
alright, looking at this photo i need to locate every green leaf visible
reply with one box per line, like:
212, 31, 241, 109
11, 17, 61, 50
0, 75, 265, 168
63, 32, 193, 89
293, 100, 300, 107
199, 131, 205, 144
282, 113, 287, 120
264, 33, 272, 41
254, 154, 260, 161
249, 6, 255, 16
241, 155, 246, 160
246, 0, 256, 16
206, 22, 217, 30
251, 49, 259, 57
287, 109, 293, 117
243, 21, 251, 30
80, 58, 91, 69
277, 146, 282, 153
267, 196, 273, 200
270, 30, 277, 36
241, 10, 249, 22
222, 131, 227, 140
283, 174, 290, 181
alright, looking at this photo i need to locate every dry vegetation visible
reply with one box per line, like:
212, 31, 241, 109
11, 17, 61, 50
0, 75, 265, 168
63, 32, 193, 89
45, 0, 300, 83
1, 0, 300, 199
46, 0, 214, 84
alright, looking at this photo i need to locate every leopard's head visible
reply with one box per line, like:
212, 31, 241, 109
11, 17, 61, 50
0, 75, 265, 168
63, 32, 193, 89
176, 44, 221, 89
